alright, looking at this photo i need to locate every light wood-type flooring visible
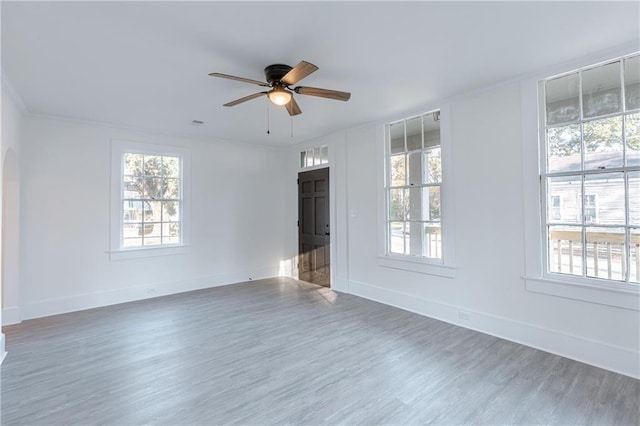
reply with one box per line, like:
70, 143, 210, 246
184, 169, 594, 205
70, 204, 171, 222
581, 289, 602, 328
2, 277, 639, 425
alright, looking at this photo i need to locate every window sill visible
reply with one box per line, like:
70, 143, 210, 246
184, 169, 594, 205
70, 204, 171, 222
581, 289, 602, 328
108, 245, 189, 260
524, 275, 639, 311
378, 255, 456, 278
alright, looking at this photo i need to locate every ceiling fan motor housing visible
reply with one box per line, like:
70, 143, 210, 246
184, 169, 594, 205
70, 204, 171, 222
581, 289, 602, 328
264, 64, 293, 85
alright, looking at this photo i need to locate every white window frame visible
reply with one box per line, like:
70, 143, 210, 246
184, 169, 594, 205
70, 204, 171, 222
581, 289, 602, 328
522, 44, 640, 311
377, 104, 455, 278
110, 140, 191, 260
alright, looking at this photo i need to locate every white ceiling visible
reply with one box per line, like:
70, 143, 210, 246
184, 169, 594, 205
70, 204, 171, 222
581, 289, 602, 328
2, 1, 639, 146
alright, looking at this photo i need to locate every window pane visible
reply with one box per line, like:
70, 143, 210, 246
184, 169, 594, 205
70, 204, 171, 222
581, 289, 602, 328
123, 237, 142, 248
549, 195, 563, 222
143, 155, 163, 176
584, 172, 624, 225
144, 236, 162, 246
123, 221, 142, 239
547, 176, 582, 224
321, 146, 328, 164
313, 147, 321, 165
123, 201, 143, 223
631, 228, 640, 283
162, 201, 180, 222
389, 155, 406, 186
123, 176, 143, 199
405, 187, 416, 221
424, 148, 441, 183
547, 124, 581, 173
406, 116, 422, 151
162, 178, 180, 199
586, 227, 625, 281
389, 189, 404, 221
144, 177, 162, 199
583, 116, 623, 170
548, 225, 583, 276
424, 223, 442, 259
626, 113, 640, 166
162, 222, 180, 244
407, 151, 423, 186
583, 61, 622, 118
406, 221, 423, 256
389, 222, 405, 254
163, 156, 180, 178
546, 73, 580, 125
423, 113, 441, 148
146, 201, 162, 223
425, 186, 441, 221
300, 151, 306, 168
624, 55, 640, 111
389, 122, 405, 154
124, 153, 142, 176
629, 171, 640, 226
305, 149, 313, 167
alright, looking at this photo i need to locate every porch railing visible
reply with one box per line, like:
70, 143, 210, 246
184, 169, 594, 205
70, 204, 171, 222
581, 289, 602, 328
550, 230, 639, 281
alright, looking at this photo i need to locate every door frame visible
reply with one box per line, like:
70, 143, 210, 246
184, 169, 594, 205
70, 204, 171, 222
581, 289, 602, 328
297, 166, 331, 287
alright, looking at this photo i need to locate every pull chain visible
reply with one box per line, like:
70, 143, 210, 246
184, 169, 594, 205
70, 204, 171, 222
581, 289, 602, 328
266, 99, 270, 135
290, 115, 294, 139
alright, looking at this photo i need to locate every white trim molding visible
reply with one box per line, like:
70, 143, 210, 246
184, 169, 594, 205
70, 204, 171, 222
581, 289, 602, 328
20, 267, 279, 321
349, 279, 640, 379
2, 307, 22, 325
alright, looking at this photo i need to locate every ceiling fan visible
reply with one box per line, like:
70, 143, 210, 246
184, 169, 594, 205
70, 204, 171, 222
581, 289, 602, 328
209, 61, 351, 116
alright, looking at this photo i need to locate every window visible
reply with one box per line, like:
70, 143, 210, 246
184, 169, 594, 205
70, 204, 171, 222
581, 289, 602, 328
110, 140, 190, 257
541, 53, 639, 284
300, 145, 328, 168
550, 195, 562, 221
121, 153, 181, 248
385, 111, 442, 261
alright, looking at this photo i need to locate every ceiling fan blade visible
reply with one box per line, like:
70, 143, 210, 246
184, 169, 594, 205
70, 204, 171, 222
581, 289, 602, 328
285, 97, 302, 116
209, 72, 270, 87
294, 86, 351, 101
223, 92, 267, 107
281, 61, 318, 86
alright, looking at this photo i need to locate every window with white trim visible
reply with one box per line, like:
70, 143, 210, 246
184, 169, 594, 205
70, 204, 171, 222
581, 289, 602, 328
111, 141, 190, 256
541, 53, 639, 284
385, 111, 442, 261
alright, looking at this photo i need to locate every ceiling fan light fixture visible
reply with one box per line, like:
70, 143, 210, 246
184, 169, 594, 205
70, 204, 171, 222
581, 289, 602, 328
268, 86, 292, 106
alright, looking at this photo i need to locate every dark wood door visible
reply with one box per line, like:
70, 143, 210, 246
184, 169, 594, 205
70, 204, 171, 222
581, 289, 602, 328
298, 168, 330, 287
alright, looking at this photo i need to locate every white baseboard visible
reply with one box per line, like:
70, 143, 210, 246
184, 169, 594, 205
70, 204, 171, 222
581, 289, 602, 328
331, 276, 350, 293
349, 279, 640, 379
0, 333, 5, 365
2, 307, 22, 325
20, 266, 278, 321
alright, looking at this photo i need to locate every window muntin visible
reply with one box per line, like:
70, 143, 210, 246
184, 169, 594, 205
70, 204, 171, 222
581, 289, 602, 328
385, 111, 442, 261
542, 54, 640, 284
121, 153, 182, 248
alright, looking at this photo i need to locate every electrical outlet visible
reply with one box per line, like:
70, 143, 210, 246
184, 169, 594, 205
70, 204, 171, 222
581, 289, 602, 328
458, 310, 471, 321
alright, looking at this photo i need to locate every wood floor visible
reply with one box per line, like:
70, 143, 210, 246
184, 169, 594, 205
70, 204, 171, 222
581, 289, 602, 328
2, 277, 639, 425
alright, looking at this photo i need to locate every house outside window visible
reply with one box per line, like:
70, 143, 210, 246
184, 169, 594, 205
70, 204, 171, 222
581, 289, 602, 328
385, 111, 442, 261
541, 53, 639, 284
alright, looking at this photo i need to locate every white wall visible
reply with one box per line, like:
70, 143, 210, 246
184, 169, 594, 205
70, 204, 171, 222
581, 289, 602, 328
18, 115, 286, 320
285, 82, 640, 378
1, 83, 25, 357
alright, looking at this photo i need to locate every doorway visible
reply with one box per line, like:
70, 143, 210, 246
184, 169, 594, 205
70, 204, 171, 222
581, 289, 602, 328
298, 167, 330, 287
